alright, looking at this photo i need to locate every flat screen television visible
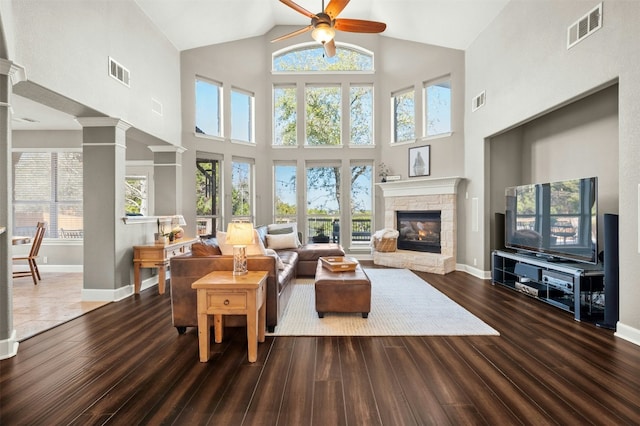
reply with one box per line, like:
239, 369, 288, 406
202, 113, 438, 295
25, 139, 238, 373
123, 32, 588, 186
504, 177, 598, 264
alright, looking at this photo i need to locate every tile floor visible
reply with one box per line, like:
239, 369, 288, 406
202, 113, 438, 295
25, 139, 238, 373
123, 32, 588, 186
12, 272, 109, 341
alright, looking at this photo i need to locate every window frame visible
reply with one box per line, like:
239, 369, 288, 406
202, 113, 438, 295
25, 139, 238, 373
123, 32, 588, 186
391, 86, 416, 144
231, 157, 255, 222
423, 75, 452, 139
273, 162, 298, 224
230, 86, 255, 144
195, 76, 224, 139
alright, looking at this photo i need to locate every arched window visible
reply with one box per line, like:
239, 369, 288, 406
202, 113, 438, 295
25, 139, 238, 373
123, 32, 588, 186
273, 42, 373, 72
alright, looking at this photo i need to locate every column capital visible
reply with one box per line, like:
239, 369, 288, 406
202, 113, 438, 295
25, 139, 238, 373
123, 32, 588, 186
0, 59, 27, 83
75, 117, 132, 131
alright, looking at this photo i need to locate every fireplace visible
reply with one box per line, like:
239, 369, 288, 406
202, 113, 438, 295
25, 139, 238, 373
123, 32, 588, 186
396, 210, 441, 253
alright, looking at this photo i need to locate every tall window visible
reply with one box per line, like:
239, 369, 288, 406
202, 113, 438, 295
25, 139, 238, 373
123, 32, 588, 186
392, 87, 415, 143
350, 85, 373, 145
273, 85, 297, 146
350, 162, 373, 245
306, 85, 341, 146
273, 44, 373, 72
424, 76, 452, 137
231, 87, 254, 143
274, 163, 297, 223
196, 156, 221, 236
306, 163, 340, 243
195, 77, 222, 137
232, 158, 253, 221
13, 152, 83, 239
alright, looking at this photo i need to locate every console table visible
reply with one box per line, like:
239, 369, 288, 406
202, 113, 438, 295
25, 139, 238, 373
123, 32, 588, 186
133, 237, 198, 294
191, 270, 268, 363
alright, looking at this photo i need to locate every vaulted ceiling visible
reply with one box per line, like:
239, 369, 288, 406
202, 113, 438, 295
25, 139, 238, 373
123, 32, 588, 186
134, 0, 511, 51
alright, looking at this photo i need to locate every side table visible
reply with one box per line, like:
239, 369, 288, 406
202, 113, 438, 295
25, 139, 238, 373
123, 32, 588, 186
191, 270, 268, 363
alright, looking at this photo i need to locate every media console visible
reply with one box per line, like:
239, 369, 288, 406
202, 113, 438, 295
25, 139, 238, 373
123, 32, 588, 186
492, 250, 605, 322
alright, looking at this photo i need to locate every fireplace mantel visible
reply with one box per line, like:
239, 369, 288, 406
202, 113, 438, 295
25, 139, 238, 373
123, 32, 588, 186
377, 176, 463, 198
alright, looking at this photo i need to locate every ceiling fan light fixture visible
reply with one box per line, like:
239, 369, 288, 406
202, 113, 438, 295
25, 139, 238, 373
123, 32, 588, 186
311, 22, 335, 44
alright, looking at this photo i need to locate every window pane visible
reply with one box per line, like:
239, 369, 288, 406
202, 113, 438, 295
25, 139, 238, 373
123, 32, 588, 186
195, 78, 221, 136
274, 164, 297, 222
13, 152, 82, 238
306, 165, 340, 242
425, 79, 451, 136
125, 176, 147, 215
306, 86, 341, 145
273, 45, 373, 72
350, 163, 373, 245
231, 88, 254, 142
196, 158, 221, 236
273, 85, 297, 146
393, 89, 415, 143
350, 85, 373, 145
232, 160, 252, 219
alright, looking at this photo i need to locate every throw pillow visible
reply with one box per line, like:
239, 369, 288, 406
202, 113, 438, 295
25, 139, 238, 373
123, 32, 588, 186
268, 223, 302, 247
265, 248, 285, 270
217, 230, 267, 256
266, 232, 299, 250
191, 240, 222, 256
268, 226, 293, 235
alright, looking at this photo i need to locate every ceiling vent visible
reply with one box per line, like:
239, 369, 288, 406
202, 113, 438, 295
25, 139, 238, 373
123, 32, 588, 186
472, 91, 486, 112
108, 57, 130, 87
567, 2, 602, 49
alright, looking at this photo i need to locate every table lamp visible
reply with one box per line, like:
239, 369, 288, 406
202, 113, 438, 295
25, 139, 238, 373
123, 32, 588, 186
226, 221, 254, 275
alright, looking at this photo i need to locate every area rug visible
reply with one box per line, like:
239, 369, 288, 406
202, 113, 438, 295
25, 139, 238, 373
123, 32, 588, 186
268, 268, 499, 336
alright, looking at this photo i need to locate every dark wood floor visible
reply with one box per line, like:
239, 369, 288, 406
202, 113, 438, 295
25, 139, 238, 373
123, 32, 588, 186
1, 267, 639, 425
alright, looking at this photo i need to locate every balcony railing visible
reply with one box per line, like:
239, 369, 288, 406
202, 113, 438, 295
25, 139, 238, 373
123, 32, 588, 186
306, 216, 371, 243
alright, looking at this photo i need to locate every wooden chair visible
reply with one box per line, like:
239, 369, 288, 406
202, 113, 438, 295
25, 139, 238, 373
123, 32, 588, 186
13, 222, 46, 285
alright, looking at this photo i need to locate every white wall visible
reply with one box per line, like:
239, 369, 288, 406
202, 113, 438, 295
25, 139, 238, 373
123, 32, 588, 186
466, 0, 640, 343
3, 0, 181, 145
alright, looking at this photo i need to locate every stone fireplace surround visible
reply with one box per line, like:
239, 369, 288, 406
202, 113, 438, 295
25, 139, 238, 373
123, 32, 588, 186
374, 177, 462, 274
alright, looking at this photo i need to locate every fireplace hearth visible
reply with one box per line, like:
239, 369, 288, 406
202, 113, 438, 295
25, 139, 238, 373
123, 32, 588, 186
396, 210, 441, 253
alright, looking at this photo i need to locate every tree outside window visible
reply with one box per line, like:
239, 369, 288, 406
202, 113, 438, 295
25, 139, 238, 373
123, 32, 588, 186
232, 159, 253, 220
392, 88, 415, 143
350, 85, 373, 145
306, 85, 341, 145
273, 85, 297, 146
196, 157, 221, 236
274, 164, 297, 223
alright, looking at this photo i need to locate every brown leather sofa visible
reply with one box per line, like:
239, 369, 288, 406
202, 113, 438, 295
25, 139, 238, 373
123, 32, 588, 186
169, 225, 344, 333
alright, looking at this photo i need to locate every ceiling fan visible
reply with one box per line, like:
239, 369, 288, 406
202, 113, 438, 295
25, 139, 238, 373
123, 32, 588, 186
272, 0, 387, 58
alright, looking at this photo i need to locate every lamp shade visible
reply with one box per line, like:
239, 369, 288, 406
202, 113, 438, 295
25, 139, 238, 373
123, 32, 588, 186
225, 222, 255, 245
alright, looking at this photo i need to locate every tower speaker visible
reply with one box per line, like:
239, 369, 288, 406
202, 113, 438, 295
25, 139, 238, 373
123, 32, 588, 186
494, 212, 505, 251
598, 213, 619, 329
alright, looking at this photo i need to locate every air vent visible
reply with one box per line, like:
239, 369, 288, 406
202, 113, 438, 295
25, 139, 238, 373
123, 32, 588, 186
472, 91, 486, 112
151, 98, 163, 116
108, 57, 130, 87
567, 3, 602, 49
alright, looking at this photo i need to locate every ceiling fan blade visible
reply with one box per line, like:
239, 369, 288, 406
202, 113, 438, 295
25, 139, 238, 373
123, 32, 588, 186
271, 25, 313, 43
279, 0, 315, 19
324, 38, 337, 57
325, 0, 350, 19
334, 18, 387, 33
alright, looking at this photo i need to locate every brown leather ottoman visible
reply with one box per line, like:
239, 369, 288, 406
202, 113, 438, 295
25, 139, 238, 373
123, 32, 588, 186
314, 259, 371, 318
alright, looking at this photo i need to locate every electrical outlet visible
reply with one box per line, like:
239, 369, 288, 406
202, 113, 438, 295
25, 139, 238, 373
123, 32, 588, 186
473, 258, 477, 266
43, 256, 48, 264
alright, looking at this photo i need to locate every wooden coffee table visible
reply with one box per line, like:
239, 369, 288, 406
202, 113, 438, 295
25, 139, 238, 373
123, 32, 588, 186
191, 270, 268, 363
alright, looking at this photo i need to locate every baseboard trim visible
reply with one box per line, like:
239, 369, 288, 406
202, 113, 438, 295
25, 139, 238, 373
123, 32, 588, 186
38, 265, 83, 273
615, 322, 640, 347
0, 329, 19, 360
457, 263, 491, 280
81, 276, 158, 302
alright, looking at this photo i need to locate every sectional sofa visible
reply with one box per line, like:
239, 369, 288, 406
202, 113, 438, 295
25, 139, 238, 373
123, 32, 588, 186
169, 224, 345, 333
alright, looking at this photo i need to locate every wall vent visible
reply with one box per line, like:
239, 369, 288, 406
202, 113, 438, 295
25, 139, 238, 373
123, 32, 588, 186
151, 98, 163, 116
108, 57, 130, 87
567, 2, 602, 49
472, 91, 486, 112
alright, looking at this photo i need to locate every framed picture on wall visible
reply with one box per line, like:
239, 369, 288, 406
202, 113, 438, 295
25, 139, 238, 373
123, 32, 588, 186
408, 145, 430, 177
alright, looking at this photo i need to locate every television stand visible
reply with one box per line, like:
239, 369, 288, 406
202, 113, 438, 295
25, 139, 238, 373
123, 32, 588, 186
492, 250, 604, 322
